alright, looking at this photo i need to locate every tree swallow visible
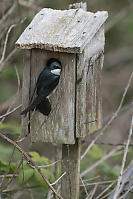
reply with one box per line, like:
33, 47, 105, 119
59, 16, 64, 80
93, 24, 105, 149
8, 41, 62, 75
21, 58, 62, 116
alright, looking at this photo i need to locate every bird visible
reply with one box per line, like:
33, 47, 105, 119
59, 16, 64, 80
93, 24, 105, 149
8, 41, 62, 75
21, 58, 62, 116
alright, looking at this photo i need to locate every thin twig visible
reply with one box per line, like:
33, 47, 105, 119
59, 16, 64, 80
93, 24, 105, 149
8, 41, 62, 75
15, 65, 21, 93
81, 180, 113, 187
113, 115, 133, 199
0, 18, 26, 72
96, 181, 116, 199
0, 24, 17, 65
2, 185, 41, 193
81, 72, 133, 160
30, 160, 61, 169
50, 172, 66, 186
0, 104, 22, 119
80, 176, 89, 197
88, 184, 98, 199
119, 184, 133, 199
0, 174, 18, 178
0, 48, 17, 73
86, 140, 133, 147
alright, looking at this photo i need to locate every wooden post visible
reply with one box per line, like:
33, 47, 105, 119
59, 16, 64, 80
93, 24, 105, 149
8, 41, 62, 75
61, 3, 86, 199
61, 139, 81, 199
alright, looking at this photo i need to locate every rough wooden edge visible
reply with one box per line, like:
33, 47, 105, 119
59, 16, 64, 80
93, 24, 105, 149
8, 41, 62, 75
15, 43, 81, 54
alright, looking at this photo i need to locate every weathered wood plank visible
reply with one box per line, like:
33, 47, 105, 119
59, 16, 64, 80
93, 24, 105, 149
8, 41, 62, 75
16, 8, 108, 53
76, 27, 104, 137
24, 49, 76, 144
21, 50, 31, 137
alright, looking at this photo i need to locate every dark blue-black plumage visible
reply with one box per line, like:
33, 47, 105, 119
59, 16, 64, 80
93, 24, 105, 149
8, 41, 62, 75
21, 58, 62, 116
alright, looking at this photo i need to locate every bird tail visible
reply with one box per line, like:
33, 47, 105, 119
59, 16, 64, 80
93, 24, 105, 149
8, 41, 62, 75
21, 95, 43, 116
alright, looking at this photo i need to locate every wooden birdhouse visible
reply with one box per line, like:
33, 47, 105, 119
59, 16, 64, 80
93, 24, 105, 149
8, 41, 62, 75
16, 8, 108, 144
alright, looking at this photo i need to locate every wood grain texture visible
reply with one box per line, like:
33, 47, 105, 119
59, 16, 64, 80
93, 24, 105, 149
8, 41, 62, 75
76, 27, 104, 138
16, 8, 108, 53
61, 139, 80, 199
22, 49, 76, 144
21, 50, 31, 137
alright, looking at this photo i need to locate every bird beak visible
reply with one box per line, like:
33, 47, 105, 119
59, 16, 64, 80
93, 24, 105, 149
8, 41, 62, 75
51, 69, 61, 75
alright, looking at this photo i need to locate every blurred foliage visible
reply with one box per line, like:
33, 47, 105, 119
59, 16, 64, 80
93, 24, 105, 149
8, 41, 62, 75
81, 145, 121, 179
0, 121, 21, 133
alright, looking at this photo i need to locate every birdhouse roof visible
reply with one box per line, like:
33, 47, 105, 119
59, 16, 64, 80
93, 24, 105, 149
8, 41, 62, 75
16, 8, 108, 53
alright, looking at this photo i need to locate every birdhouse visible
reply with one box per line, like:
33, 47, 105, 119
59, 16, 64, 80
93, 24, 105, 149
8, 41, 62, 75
16, 8, 108, 144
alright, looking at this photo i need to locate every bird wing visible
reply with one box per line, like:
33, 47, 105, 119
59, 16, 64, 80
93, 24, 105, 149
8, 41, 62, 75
21, 94, 43, 116
37, 72, 60, 96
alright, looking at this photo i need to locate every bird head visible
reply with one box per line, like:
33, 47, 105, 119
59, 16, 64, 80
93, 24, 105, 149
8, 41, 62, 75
47, 58, 62, 76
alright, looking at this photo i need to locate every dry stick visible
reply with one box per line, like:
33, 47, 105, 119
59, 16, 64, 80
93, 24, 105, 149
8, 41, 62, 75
81, 180, 113, 187
15, 65, 21, 93
88, 184, 98, 199
0, 18, 26, 71
0, 104, 22, 119
113, 115, 133, 199
0, 24, 17, 65
0, 174, 18, 178
51, 172, 66, 186
33, 160, 61, 169
83, 176, 100, 182
81, 146, 122, 177
96, 181, 116, 199
101, 190, 114, 199
80, 176, 89, 198
0, 48, 17, 72
81, 72, 133, 160
0, 131, 63, 199
90, 140, 133, 147
119, 184, 133, 199
2, 185, 40, 193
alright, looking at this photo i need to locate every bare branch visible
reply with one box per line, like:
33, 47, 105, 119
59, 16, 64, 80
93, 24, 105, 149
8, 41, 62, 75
15, 65, 21, 93
0, 18, 26, 72
0, 104, 22, 119
86, 184, 98, 199
0, 24, 17, 65
0, 48, 17, 73
80, 176, 89, 198
96, 181, 116, 199
50, 172, 66, 186
113, 115, 133, 199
